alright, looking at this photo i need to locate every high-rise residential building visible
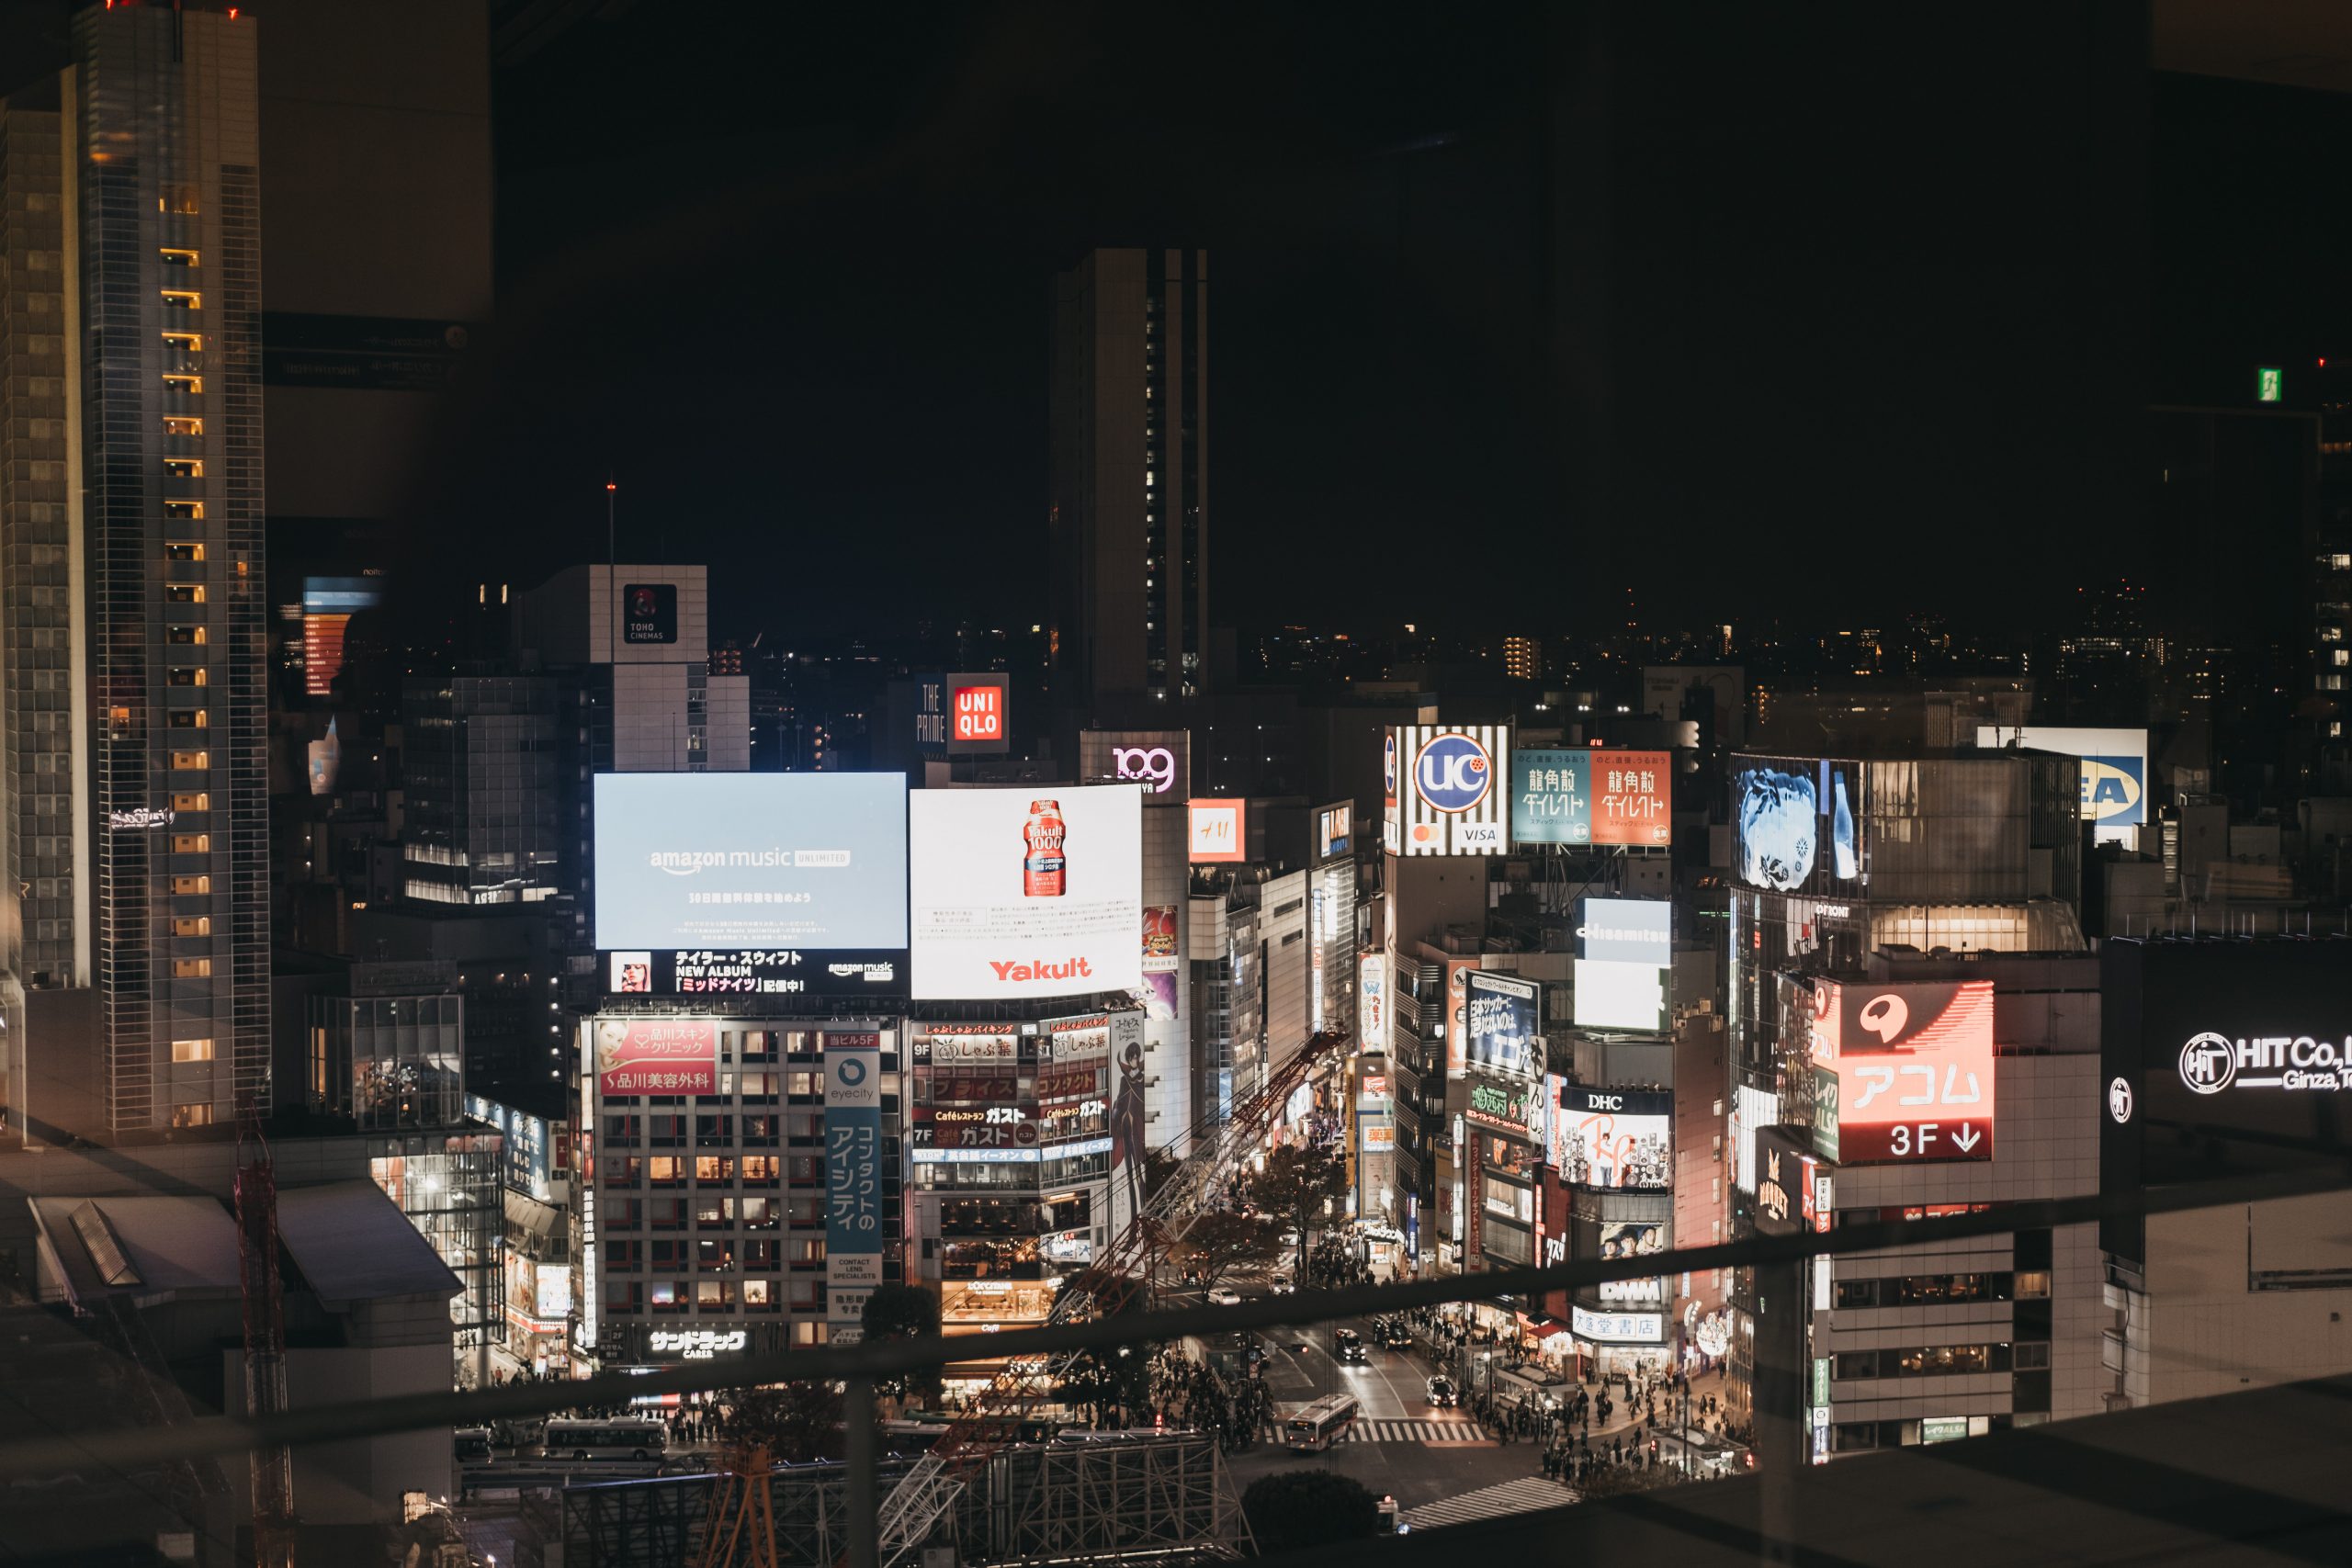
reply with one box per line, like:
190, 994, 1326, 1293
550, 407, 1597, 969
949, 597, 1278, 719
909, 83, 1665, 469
1048, 247, 1209, 710
0, 7, 268, 1139
1504, 636, 1540, 681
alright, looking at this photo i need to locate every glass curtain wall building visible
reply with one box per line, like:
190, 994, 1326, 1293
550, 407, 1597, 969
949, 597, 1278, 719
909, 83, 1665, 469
68, 6, 269, 1134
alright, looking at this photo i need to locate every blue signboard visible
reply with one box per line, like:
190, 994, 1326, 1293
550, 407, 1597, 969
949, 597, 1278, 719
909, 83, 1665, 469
1513, 749, 1592, 844
2081, 755, 2145, 827
824, 1032, 885, 1341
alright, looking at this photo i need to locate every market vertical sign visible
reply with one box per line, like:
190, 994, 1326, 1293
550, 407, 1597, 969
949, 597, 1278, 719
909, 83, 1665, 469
825, 1032, 885, 1342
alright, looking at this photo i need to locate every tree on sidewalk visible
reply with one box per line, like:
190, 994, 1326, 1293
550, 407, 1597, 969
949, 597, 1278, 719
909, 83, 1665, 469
1174, 1209, 1278, 1292
1243, 1143, 1350, 1283
860, 1281, 943, 1411
1240, 1469, 1381, 1551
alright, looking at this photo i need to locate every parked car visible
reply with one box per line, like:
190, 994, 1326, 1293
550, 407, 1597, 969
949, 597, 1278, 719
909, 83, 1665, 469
1425, 1376, 1459, 1408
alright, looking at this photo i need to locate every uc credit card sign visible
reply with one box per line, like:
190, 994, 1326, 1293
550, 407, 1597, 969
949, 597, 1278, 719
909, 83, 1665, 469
1390, 725, 1510, 856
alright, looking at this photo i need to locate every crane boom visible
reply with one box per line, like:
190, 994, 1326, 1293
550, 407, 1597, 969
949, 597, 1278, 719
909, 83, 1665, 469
235, 1102, 297, 1567
873, 1026, 1354, 1565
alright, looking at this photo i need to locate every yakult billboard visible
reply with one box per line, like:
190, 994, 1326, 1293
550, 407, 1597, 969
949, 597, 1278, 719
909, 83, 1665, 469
910, 785, 1142, 1000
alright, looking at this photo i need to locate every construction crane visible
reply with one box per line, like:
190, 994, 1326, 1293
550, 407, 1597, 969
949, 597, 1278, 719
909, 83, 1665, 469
865, 1025, 1357, 1567
234, 1099, 297, 1568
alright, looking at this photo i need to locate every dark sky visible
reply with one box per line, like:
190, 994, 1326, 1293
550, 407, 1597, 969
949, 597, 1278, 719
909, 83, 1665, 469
10, 4, 2352, 647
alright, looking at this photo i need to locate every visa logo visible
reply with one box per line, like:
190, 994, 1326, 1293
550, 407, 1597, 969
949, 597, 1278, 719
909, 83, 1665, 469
2079, 757, 2143, 823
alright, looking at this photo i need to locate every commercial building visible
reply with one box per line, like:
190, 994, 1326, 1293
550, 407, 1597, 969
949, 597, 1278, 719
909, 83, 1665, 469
1048, 247, 1209, 708
2099, 937, 2352, 1410
0, 6, 270, 1140
398, 672, 561, 906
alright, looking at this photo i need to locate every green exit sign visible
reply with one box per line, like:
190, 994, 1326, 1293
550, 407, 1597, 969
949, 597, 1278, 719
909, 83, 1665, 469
2258, 367, 2283, 402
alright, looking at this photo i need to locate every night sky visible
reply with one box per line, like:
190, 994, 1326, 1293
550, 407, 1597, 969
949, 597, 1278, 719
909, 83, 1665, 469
8, 4, 2352, 647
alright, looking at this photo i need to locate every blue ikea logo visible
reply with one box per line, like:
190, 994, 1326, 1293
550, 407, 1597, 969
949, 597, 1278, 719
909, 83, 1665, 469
1414, 733, 1493, 812
2080, 757, 2143, 825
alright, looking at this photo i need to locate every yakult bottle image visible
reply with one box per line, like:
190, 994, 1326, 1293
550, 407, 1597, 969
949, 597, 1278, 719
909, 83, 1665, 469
1023, 798, 1067, 896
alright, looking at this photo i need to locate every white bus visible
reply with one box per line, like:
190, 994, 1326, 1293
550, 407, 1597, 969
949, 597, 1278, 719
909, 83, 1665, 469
1283, 1394, 1358, 1453
544, 1417, 670, 1461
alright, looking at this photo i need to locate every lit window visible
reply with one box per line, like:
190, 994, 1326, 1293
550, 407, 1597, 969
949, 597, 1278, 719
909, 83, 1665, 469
164, 416, 204, 436
163, 374, 203, 395
170, 750, 209, 771
172, 958, 212, 978
158, 247, 198, 267
164, 458, 204, 479
171, 833, 210, 854
161, 331, 202, 352
172, 874, 210, 895
166, 709, 208, 729
166, 584, 206, 604
171, 1037, 215, 1064
168, 668, 207, 688
170, 1103, 216, 1128
160, 290, 200, 310
159, 186, 199, 216
164, 500, 204, 521
172, 916, 211, 938
172, 793, 209, 812
166, 542, 205, 561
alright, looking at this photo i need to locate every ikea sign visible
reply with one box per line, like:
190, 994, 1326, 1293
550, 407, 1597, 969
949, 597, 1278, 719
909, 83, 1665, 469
1975, 725, 2148, 833
2080, 756, 2144, 826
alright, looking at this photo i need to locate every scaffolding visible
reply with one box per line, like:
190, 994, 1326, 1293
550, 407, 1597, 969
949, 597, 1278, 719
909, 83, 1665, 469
562, 1437, 1244, 1568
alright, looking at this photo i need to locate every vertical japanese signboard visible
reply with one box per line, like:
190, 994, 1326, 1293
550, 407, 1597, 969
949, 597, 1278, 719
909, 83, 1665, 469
825, 1031, 885, 1341
1814, 980, 1995, 1163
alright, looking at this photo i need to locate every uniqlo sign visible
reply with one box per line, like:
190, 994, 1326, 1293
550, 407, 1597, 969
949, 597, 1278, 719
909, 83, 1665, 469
1815, 979, 1995, 1164
954, 685, 1003, 743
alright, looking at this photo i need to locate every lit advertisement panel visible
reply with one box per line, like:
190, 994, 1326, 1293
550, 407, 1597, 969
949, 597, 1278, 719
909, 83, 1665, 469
1555, 1086, 1671, 1189
1732, 1085, 1779, 1193
1818, 980, 1995, 1164
1442, 956, 1481, 1075
606, 947, 899, 999
1730, 756, 1865, 896
823, 1031, 884, 1340
1187, 798, 1247, 863
914, 672, 1012, 756
1389, 725, 1510, 856
909, 785, 1142, 1000
1589, 750, 1672, 845
594, 1019, 717, 1096
1359, 953, 1386, 1055
1975, 724, 2147, 833
1317, 803, 1353, 861
1574, 958, 1667, 1032
1464, 1077, 1533, 1134
593, 773, 910, 952
1577, 897, 1671, 967
1512, 749, 1590, 844
1464, 971, 1540, 1077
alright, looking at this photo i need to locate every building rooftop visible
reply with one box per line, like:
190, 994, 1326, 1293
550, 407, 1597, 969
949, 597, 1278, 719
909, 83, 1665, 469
28, 1194, 242, 1307
275, 1180, 463, 1309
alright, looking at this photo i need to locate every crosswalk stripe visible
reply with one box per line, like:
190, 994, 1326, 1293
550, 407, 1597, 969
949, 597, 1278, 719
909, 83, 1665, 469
1342, 1418, 1487, 1443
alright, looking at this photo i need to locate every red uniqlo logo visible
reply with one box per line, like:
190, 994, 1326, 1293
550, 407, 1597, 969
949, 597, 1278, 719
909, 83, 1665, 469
954, 685, 1001, 741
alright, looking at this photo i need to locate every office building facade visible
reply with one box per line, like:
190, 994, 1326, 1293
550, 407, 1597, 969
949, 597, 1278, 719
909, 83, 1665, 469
0, 8, 269, 1136
1048, 247, 1208, 707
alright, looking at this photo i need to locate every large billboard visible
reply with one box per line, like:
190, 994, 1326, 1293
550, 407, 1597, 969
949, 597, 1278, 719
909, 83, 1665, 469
1386, 725, 1510, 856
593, 1019, 718, 1096
593, 773, 909, 953
1976, 725, 2147, 835
1730, 756, 1865, 896
1512, 749, 1671, 847
1080, 730, 1189, 802
1575, 958, 1668, 1032
1359, 953, 1386, 1055
909, 785, 1142, 1000
913, 672, 1012, 756
1316, 802, 1353, 862
1815, 980, 1995, 1164
1442, 955, 1481, 1075
606, 948, 900, 1000
823, 1032, 884, 1341
1578, 898, 1671, 967
1555, 1085, 1672, 1190
465, 1092, 553, 1202
1465, 971, 1541, 1077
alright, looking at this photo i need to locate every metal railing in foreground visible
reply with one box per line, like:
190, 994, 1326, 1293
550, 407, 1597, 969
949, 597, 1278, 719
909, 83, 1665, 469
0, 1163, 2343, 1563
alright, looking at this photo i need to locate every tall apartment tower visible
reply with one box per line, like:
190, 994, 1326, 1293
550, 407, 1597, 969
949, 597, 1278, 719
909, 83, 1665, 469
0, 6, 268, 1138
1048, 248, 1208, 710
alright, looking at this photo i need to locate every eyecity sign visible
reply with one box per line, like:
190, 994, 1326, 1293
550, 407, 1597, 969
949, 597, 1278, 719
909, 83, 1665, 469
2177, 1031, 2352, 1095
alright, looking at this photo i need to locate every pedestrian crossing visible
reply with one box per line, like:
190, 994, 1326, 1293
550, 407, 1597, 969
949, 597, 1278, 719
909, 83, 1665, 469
1398, 1475, 1577, 1531
1343, 1418, 1488, 1444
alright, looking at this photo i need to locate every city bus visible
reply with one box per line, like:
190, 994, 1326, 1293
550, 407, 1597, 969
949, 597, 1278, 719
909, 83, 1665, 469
1283, 1394, 1358, 1453
544, 1417, 671, 1461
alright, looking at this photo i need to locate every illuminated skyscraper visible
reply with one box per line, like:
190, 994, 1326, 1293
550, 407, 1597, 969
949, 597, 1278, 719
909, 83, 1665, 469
0, 6, 268, 1138
1503, 636, 1539, 681
1049, 247, 1209, 708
